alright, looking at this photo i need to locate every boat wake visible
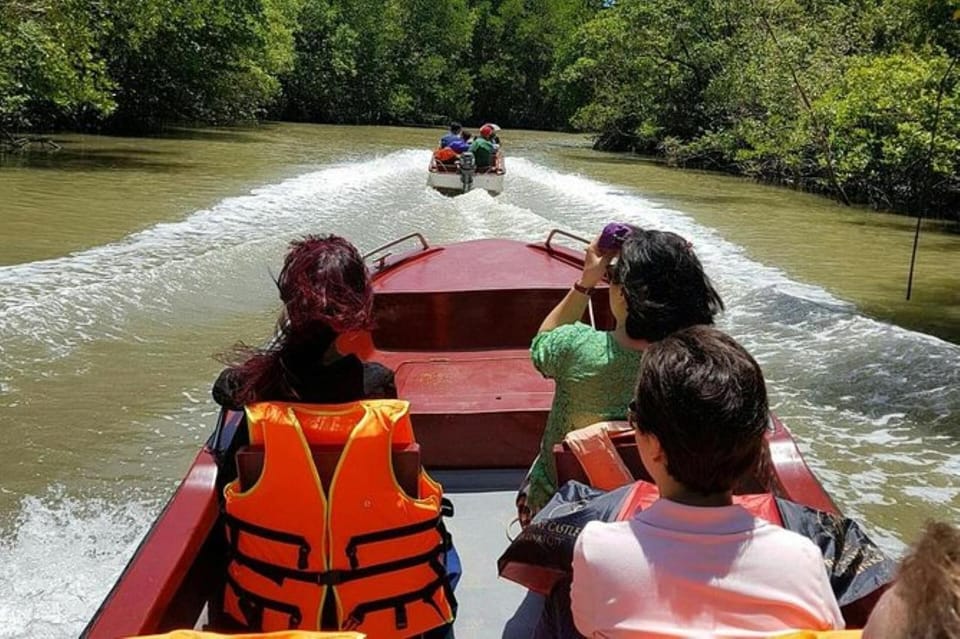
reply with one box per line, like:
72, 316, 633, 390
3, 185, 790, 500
0, 487, 157, 639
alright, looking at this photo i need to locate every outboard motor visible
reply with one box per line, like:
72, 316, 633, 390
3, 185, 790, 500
458, 151, 476, 193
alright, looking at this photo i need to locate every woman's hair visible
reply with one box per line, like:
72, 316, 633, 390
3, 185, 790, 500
893, 520, 960, 639
632, 326, 768, 495
609, 228, 723, 341
226, 235, 373, 404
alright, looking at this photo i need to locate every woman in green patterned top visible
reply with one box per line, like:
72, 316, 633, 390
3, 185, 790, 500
518, 226, 724, 521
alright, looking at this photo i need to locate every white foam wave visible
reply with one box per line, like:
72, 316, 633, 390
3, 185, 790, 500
0, 487, 158, 639
0, 150, 432, 360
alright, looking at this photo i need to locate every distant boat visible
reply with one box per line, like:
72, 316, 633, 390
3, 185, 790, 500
427, 150, 505, 196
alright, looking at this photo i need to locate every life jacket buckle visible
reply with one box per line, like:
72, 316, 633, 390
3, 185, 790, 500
317, 568, 345, 586
289, 610, 302, 629
343, 613, 363, 630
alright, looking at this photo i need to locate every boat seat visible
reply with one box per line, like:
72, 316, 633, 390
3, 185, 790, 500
554, 425, 652, 487
394, 356, 554, 469
554, 426, 769, 494
373, 288, 612, 351
235, 443, 422, 497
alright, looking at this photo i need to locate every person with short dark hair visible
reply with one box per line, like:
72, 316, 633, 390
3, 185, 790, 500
519, 227, 723, 520
569, 326, 843, 637
439, 122, 463, 148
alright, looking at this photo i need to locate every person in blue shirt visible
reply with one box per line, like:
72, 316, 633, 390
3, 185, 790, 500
448, 130, 471, 154
439, 122, 462, 148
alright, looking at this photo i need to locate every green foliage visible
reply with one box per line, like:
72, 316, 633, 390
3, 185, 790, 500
468, 0, 600, 129
816, 51, 960, 211
1, 0, 958, 218
0, 1, 115, 130
280, 0, 475, 124
549, 0, 960, 218
95, 0, 304, 128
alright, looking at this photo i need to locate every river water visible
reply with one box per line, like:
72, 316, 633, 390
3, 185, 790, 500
0, 124, 958, 638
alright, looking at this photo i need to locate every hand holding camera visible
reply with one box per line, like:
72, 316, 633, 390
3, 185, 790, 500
580, 222, 634, 290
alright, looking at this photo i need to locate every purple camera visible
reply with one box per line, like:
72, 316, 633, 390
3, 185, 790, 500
598, 222, 632, 253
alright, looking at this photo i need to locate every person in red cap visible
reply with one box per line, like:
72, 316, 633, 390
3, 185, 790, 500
469, 123, 499, 168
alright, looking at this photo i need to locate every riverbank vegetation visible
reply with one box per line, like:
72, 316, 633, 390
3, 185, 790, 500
1, 0, 958, 219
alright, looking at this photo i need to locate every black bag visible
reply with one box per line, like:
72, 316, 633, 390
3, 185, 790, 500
499, 480, 895, 619
497, 481, 633, 595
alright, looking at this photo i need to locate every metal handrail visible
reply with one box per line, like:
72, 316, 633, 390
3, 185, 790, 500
544, 228, 590, 252
363, 233, 430, 270
543, 229, 597, 329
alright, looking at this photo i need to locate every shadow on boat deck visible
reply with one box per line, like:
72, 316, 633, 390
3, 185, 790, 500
431, 469, 544, 638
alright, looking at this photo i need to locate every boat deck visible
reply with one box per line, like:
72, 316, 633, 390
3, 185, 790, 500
433, 469, 542, 638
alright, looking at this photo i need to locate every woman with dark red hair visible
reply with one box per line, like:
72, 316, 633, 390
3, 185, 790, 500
213, 234, 395, 408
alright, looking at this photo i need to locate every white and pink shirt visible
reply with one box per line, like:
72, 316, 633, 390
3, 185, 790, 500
571, 499, 844, 638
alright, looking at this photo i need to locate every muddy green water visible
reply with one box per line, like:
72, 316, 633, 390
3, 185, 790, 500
0, 123, 958, 638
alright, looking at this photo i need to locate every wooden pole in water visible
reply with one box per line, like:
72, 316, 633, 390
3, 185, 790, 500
906, 56, 957, 301
906, 215, 922, 301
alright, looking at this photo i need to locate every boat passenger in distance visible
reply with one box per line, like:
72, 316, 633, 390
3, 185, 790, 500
468, 124, 498, 168
781, 520, 960, 639
433, 130, 475, 165
518, 225, 723, 524
439, 121, 462, 148
213, 234, 395, 410
450, 130, 471, 153
561, 326, 843, 638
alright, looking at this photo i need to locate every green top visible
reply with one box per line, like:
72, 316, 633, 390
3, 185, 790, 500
468, 137, 496, 167
525, 322, 643, 512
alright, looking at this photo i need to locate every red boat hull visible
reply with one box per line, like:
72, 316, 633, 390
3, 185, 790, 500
82, 235, 872, 637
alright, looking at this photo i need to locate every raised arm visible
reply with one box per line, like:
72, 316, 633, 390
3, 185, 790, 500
538, 238, 613, 333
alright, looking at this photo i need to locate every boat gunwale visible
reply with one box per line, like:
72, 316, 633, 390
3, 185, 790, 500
80, 232, 863, 637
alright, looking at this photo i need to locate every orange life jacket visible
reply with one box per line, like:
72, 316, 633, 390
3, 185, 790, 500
433, 147, 459, 163
132, 631, 365, 639
563, 422, 634, 491
616, 480, 783, 526
222, 400, 455, 637
566, 425, 783, 523
774, 633, 862, 638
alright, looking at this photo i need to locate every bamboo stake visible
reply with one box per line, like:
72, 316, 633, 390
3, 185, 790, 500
906, 56, 957, 300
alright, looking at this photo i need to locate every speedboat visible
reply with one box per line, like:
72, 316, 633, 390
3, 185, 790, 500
82, 230, 883, 638
427, 151, 505, 196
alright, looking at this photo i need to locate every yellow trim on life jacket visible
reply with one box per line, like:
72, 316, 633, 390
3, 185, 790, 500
131, 631, 365, 639
773, 632, 862, 639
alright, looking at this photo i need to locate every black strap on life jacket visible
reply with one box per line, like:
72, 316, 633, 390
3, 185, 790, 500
342, 546, 457, 632
344, 514, 444, 569
230, 541, 449, 587
224, 511, 312, 569
226, 572, 303, 630
342, 574, 451, 631
224, 499, 457, 632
